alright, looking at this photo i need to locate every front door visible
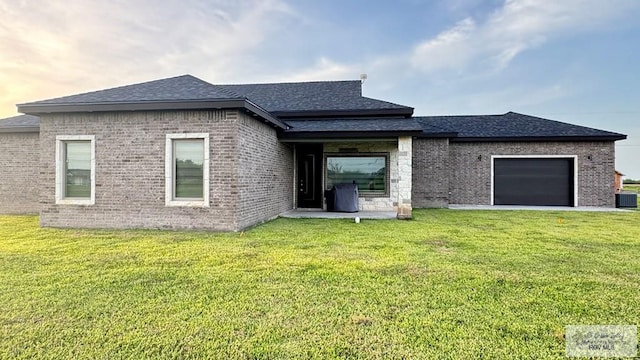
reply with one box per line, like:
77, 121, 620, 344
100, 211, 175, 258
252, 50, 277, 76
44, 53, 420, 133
297, 144, 323, 208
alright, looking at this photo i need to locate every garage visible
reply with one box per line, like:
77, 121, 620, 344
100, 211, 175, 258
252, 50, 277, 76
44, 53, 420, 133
493, 157, 575, 206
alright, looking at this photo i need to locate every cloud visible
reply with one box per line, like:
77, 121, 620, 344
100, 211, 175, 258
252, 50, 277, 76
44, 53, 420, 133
410, 0, 638, 74
0, 0, 298, 117
410, 17, 478, 73
273, 57, 361, 82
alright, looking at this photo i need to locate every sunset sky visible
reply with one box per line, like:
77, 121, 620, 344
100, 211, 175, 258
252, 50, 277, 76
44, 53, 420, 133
1, 0, 638, 177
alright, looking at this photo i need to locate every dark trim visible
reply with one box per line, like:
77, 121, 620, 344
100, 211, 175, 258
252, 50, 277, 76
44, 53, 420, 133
281, 130, 423, 139
418, 132, 458, 138
17, 99, 242, 113
241, 100, 288, 129
0, 126, 39, 133
281, 138, 398, 143
18, 99, 288, 130
274, 108, 414, 118
451, 135, 627, 142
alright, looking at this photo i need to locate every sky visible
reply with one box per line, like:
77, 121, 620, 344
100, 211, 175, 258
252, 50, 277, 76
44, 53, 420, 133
1, 0, 639, 178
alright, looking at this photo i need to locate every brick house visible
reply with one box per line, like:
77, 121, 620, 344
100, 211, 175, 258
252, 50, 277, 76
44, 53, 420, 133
0, 75, 627, 231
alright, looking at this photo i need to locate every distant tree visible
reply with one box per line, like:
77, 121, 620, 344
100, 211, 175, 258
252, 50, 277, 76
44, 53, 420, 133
623, 179, 640, 184
327, 162, 343, 175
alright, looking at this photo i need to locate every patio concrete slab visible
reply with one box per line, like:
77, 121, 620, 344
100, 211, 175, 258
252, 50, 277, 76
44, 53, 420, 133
281, 209, 397, 219
449, 205, 631, 212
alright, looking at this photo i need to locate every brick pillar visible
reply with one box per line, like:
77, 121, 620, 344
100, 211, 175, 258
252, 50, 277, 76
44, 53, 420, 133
397, 136, 412, 219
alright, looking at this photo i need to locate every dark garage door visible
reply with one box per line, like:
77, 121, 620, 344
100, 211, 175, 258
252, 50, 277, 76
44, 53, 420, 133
494, 158, 574, 206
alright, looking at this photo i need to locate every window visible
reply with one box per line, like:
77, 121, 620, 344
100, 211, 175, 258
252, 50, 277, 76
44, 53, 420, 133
55, 135, 95, 205
326, 154, 388, 195
165, 133, 209, 207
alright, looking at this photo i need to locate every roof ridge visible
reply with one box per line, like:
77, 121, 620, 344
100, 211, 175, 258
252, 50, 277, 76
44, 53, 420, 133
414, 114, 502, 118
18, 74, 215, 106
182, 75, 248, 99
222, 79, 361, 86
213, 84, 244, 98
0, 114, 39, 121
360, 96, 412, 109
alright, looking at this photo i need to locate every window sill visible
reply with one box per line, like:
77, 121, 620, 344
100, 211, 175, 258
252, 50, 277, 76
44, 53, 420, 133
165, 199, 209, 207
56, 198, 94, 205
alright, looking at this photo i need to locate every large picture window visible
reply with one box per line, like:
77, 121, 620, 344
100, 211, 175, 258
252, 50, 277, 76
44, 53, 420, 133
55, 135, 95, 205
165, 133, 209, 207
326, 154, 388, 195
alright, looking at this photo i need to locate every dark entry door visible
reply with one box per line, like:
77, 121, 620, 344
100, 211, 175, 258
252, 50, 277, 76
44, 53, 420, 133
494, 158, 574, 206
297, 144, 323, 208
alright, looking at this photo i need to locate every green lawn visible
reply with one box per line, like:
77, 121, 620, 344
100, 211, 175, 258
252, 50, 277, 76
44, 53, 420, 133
1, 210, 639, 359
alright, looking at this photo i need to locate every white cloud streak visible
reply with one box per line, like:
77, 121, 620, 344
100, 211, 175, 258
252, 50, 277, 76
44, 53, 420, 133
273, 57, 361, 82
410, 0, 637, 74
0, 0, 298, 116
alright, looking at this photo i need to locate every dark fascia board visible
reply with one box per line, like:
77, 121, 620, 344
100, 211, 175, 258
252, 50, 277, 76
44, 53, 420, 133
275, 108, 414, 118
280, 129, 423, 139
418, 132, 458, 138
242, 99, 288, 129
18, 99, 288, 130
451, 135, 628, 142
0, 126, 39, 133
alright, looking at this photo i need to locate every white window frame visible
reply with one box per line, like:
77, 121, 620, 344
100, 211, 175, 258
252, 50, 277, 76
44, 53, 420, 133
490, 155, 578, 207
165, 133, 210, 207
55, 135, 96, 205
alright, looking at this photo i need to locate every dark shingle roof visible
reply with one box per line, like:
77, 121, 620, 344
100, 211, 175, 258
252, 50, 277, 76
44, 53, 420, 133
20, 75, 237, 105
221, 81, 413, 116
415, 112, 626, 141
21, 77, 395, 109
282, 117, 424, 139
0, 114, 40, 132
282, 112, 624, 140
18, 75, 413, 118
17, 75, 288, 129
10, 74, 626, 141
286, 118, 423, 132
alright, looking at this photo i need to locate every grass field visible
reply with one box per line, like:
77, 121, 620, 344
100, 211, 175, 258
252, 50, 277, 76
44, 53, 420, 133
624, 183, 640, 192
1, 210, 639, 359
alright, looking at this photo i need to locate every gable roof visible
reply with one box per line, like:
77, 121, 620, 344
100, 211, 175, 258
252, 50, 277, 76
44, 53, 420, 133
0, 114, 40, 133
415, 112, 626, 141
221, 81, 413, 117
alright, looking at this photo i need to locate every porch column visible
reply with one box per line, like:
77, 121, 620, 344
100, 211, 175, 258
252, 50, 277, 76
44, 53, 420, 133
397, 136, 412, 219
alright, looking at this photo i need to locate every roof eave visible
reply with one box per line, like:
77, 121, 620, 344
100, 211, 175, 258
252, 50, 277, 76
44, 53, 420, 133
0, 126, 39, 133
242, 100, 288, 129
274, 108, 414, 119
280, 130, 423, 139
450, 135, 628, 142
418, 132, 458, 138
17, 99, 287, 130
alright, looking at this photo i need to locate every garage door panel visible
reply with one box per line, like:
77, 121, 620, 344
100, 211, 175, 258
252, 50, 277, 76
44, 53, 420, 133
494, 158, 574, 206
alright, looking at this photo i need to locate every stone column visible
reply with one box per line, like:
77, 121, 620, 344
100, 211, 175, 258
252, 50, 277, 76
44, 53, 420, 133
397, 136, 412, 219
